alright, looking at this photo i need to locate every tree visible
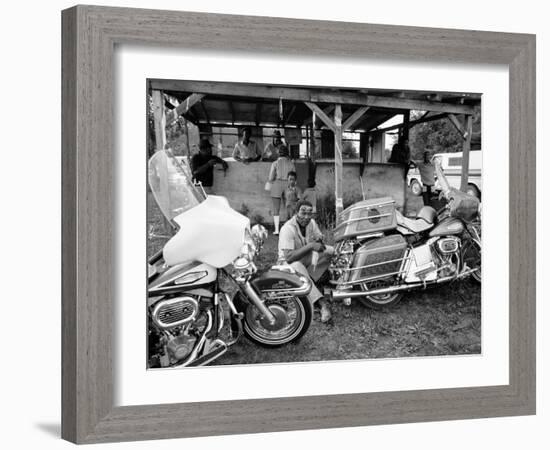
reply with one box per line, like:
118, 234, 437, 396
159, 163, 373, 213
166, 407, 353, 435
408, 106, 481, 159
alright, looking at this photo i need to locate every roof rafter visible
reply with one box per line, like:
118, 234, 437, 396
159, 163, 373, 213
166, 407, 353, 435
150, 79, 475, 115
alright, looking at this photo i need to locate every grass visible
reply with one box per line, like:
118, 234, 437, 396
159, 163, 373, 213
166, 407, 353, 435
147, 190, 481, 366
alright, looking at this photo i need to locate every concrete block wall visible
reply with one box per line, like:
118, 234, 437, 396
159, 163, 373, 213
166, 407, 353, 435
211, 160, 407, 224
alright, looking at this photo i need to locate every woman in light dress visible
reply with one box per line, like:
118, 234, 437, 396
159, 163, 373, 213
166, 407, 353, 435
268, 145, 295, 234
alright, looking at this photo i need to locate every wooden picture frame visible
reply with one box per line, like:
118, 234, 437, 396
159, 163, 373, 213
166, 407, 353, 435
62, 5, 536, 444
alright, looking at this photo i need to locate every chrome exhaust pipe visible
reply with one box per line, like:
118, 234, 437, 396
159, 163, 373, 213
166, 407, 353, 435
332, 268, 478, 300
169, 311, 213, 369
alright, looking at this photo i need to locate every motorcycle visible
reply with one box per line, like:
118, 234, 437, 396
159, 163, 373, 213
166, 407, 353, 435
147, 150, 313, 368
329, 158, 482, 309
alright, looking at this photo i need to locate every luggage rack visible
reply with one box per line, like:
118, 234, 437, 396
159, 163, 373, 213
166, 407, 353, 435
332, 254, 412, 287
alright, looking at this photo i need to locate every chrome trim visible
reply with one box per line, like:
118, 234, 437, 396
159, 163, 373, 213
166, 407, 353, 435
243, 282, 277, 325
223, 293, 243, 346
356, 232, 384, 241
149, 285, 199, 294
151, 296, 199, 329
337, 269, 406, 288
214, 293, 224, 333
150, 261, 203, 289
399, 249, 411, 280
334, 213, 392, 231
343, 256, 411, 272
174, 270, 208, 285
192, 340, 229, 366
332, 267, 478, 300
338, 199, 395, 217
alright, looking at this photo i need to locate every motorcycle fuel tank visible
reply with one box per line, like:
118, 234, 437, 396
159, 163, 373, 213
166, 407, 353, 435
428, 216, 465, 237
149, 261, 217, 294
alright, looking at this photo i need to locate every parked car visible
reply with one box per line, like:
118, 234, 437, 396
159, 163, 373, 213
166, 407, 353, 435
406, 167, 423, 196
434, 151, 482, 199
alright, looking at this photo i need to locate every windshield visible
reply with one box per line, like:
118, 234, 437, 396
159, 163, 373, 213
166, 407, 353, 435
148, 149, 206, 223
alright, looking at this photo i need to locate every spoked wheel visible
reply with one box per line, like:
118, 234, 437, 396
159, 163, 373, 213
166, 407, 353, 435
241, 296, 312, 347
466, 184, 481, 200
410, 180, 422, 196
462, 237, 482, 283
358, 278, 404, 309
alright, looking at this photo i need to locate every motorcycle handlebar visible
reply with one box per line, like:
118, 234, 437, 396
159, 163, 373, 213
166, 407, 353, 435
433, 158, 452, 200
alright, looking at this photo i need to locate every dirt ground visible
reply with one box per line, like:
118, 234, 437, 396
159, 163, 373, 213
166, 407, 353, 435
147, 188, 481, 366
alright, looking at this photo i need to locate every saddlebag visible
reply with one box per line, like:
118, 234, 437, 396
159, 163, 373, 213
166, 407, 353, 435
334, 197, 397, 242
347, 235, 408, 284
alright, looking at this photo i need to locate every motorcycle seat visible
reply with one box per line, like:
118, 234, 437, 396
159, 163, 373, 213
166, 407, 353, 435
396, 209, 435, 234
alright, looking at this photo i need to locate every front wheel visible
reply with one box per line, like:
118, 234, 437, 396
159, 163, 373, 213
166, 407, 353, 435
466, 183, 481, 199
462, 237, 482, 283
239, 295, 313, 347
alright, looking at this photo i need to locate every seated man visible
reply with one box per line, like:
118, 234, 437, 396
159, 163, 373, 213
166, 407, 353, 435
278, 200, 334, 323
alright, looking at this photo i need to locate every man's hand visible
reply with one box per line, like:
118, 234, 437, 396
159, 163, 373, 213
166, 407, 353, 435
311, 242, 325, 252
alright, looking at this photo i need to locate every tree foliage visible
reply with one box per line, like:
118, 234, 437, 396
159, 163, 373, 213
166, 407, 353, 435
408, 106, 481, 160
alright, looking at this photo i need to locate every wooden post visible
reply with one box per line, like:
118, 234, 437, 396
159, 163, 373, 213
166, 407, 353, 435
184, 118, 191, 159
334, 105, 343, 220
402, 110, 410, 141
305, 125, 310, 158
461, 114, 473, 192
152, 90, 166, 152
310, 122, 317, 162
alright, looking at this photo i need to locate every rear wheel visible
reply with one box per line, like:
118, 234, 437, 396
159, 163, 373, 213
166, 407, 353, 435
358, 278, 404, 309
239, 295, 313, 347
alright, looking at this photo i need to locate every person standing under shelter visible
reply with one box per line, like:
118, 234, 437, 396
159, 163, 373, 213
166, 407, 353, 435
232, 127, 261, 163
389, 137, 411, 176
191, 138, 228, 195
262, 129, 284, 161
410, 150, 435, 206
281, 171, 302, 219
267, 145, 295, 234
278, 200, 333, 323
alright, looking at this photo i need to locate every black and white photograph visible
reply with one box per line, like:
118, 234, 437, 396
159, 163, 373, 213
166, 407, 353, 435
146, 80, 482, 369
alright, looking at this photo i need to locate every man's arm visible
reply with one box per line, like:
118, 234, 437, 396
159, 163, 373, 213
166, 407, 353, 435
252, 141, 261, 161
212, 155, 228, 169
232, 144, 241, 161
191, 156, 215, 177
283, 241, 324, 264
